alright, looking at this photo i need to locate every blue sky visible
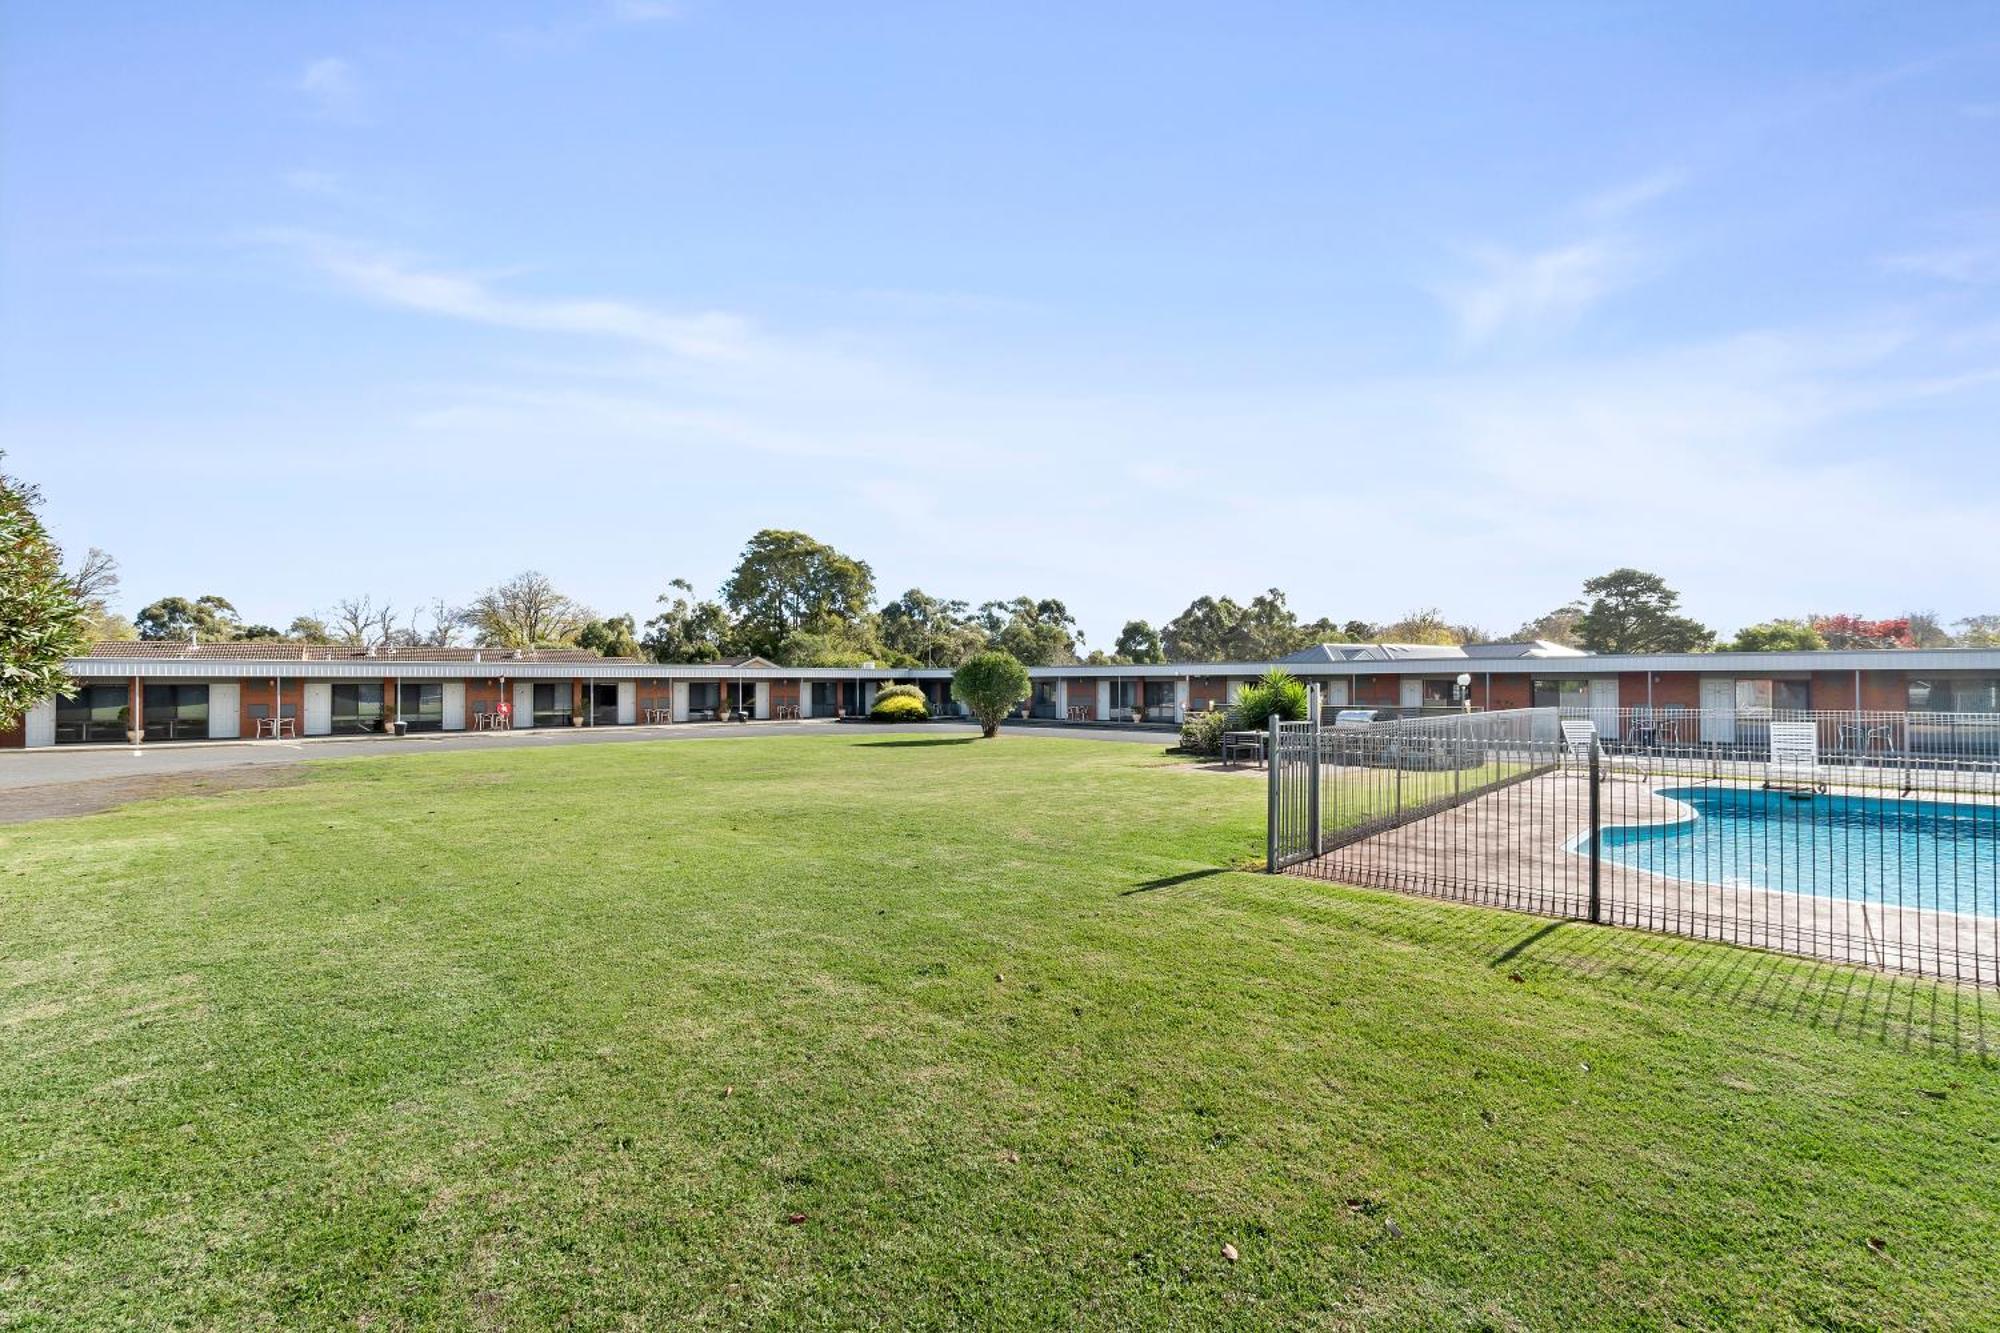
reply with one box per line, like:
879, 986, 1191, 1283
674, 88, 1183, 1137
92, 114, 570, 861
4, 2, 1999, 645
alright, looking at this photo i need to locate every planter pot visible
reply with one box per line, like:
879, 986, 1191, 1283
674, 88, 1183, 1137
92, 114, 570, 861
571, 716, 587, 727
390, 720, 408, 737
126, 729, 144, 744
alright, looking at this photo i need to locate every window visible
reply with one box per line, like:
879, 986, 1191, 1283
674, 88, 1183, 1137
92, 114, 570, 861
811, 681, 837, 712
1532, 679, 1587, 709
1911, 677, 2000, 713
592, 682, 619, 724
1422, 678, 1455, 706
399, 682, 444, 732
1772, 680, 1811, 713
1108, 681, 1138, 712
531, 682, 569, 727
56, 685, 130, 743
1734, 679, 1773, 716
143, 684, 208, 740
1031, 682, 1058, 718
331, 683, 385, 734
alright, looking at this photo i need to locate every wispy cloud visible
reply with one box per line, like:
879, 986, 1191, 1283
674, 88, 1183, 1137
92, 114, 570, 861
272, 233, 754, 361
1436, 239, 1633, 345
296, 57, 365, 123
1580, 168, 1688, 221
1884, 243, 2000, 285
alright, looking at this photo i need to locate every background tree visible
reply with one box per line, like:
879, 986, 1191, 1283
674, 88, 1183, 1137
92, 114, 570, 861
642, 579, 732, 663
1955, 615, 2000, 648
1905, 611, 1955, 648
396, 598, 464, 649
463, 571, 591, 648
1572, 569, 1713, 653
878, 588, 987, 667
1377, 607, 1485, 646
1512, 603, 1585, 647
720, 530, 875, 660
0, 455, 86, 726
286, 615, 332, 643
1113, 620, 1165, 664
329, 595, 397, 649
1160, 589, 1347, 661
1729, 620, 1826, 652
952, 650, 1031, 738
1807, 614, 1913, 650
66, 546, 132, 643
577, 614, 640, 659
978, 597, 1082, 666
235, 624, 286, 641
134, 594, 242, 642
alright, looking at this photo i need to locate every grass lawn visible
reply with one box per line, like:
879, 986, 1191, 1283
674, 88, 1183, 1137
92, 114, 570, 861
3, 733, 1997, 1330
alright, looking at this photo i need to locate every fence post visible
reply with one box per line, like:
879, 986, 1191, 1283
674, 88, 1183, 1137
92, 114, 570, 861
1265, 708, 1281, 872
1306, 685, 1322, 855
1587, 735, 1603, 924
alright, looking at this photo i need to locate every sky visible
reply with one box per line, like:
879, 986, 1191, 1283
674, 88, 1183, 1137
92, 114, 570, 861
4, 2, 1999, 647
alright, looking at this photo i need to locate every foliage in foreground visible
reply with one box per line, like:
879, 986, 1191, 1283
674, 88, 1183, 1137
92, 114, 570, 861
0, 453, 85, 727
868, 693, 929, 721
1228, 668, 1309, 731
1178, 707, 1230, 756
952, 650, 1031, 737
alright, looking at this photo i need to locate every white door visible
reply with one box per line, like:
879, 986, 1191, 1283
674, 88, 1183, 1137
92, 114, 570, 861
1700, 678, 1735, 743
797, 684, 812, 719
617, 681, 636, 725
1323, 680, 1350, 707
304, 682, 332, 736
1096, 681, 1111, 720
1400, 678, 1424, 709
753, 682, 770, 720
1588, 678, 1620, 739
208, 683, 240, 739
23, 699, 55, 748
513, 681, 537, 728
672, 681, 690, 722
442, 682, 466, 731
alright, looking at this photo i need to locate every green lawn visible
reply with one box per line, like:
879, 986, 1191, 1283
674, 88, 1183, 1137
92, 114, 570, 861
3, 734, 1997, 1330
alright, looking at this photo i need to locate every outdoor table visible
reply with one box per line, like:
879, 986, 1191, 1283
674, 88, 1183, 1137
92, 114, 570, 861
1221, 730, 1267, 769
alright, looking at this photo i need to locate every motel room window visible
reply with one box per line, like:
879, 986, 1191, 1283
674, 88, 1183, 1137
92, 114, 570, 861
1771, 680, 1811, 713
1531, 679, 1587, 709
1911, 678, 2000, 713
531, 682, 570, 727
1421, 679, 1455, 707
810, 682, 837, 713
55, 685, 131, 743
331, 683, 385, 734
1030, 682, 1058, 718
399, 683, 444, 732
1108, 681, 1138, 713
687, 682, 720, 718
142, 684, 209, 741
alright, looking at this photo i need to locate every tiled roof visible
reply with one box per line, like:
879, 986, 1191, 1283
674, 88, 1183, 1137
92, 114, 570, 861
84, 642, 637, 664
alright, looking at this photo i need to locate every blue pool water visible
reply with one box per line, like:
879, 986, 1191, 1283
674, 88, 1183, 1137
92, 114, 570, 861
1596, 787, 2000, 918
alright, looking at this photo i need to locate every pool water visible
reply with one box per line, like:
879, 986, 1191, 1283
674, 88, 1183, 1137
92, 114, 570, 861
1597, 786, 2000, 918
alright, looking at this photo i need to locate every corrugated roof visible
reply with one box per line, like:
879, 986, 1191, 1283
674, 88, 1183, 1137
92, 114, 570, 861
84, 642, 636, 664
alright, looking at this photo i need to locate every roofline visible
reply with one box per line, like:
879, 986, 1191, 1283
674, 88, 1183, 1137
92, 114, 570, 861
62, 645, 2000, 681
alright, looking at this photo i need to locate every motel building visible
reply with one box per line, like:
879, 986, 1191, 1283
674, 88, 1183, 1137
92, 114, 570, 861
3, 639, 1999, 751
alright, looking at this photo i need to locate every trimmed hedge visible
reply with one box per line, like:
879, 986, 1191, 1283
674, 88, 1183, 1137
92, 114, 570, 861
869, 694, 930, 722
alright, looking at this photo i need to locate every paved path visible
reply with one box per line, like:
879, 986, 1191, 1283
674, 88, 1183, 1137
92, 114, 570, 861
0, 719, 1172, 792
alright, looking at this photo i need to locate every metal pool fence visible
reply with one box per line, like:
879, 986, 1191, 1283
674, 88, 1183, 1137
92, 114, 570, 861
1267, 696, 2000, 986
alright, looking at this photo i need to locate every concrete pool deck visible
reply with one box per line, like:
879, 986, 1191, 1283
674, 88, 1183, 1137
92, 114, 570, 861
1295, 769, 2000, 988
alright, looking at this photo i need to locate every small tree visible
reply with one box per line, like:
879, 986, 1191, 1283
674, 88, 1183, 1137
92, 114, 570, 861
1729, 620, 1826, 652
952, 651, 1031, 739
1230, 669, 1309, 731
0, 455, 86, 727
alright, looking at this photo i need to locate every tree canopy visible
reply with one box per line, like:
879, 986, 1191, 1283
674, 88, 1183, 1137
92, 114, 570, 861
1160, 589, 1345, 662
952, 651, 1031, 738
462, 571, 591, 648
1572, 569, 1713, 653
978, 597, 1082, 667
721, 530, 876, 660
134, 594, 242, 642
1113, 620, 1166, 664
642, 579, 732, 664
0, 455, 86, 727
1729, 620, 1826, 653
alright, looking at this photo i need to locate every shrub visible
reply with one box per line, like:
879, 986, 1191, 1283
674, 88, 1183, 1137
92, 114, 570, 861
952, 651, 1032, 738
873, 683, 926, 705
1178, 708, 1230, 757
869, 693, 930, 722
1229, 669, 1309, 731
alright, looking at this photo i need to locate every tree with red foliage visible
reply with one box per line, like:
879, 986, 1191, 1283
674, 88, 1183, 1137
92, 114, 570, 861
1808, 614, 1914, 650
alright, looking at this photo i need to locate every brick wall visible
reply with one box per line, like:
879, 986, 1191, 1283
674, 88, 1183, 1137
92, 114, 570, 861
0, 716, 23, 748
635, 677, 673, 718
240, 680, 307, 738
1186, 676, 1230, 711
1479, 674, 1532, 710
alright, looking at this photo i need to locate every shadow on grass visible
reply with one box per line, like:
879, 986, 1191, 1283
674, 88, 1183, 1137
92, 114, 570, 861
856, 737, 980, 749
1123, 868, 1230, 896
1282, 878, 1999, 1064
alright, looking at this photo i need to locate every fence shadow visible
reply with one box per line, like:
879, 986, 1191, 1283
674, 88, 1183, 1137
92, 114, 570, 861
1122, 868, 1229, 896
855, 737, 979, 749
1436, 907, 1998, 1062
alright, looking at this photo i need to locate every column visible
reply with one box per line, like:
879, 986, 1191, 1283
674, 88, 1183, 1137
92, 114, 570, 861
129, 676, 144, 743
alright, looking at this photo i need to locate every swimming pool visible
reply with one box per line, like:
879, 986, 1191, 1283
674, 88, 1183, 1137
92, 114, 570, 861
1596, 786, 2000, 918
